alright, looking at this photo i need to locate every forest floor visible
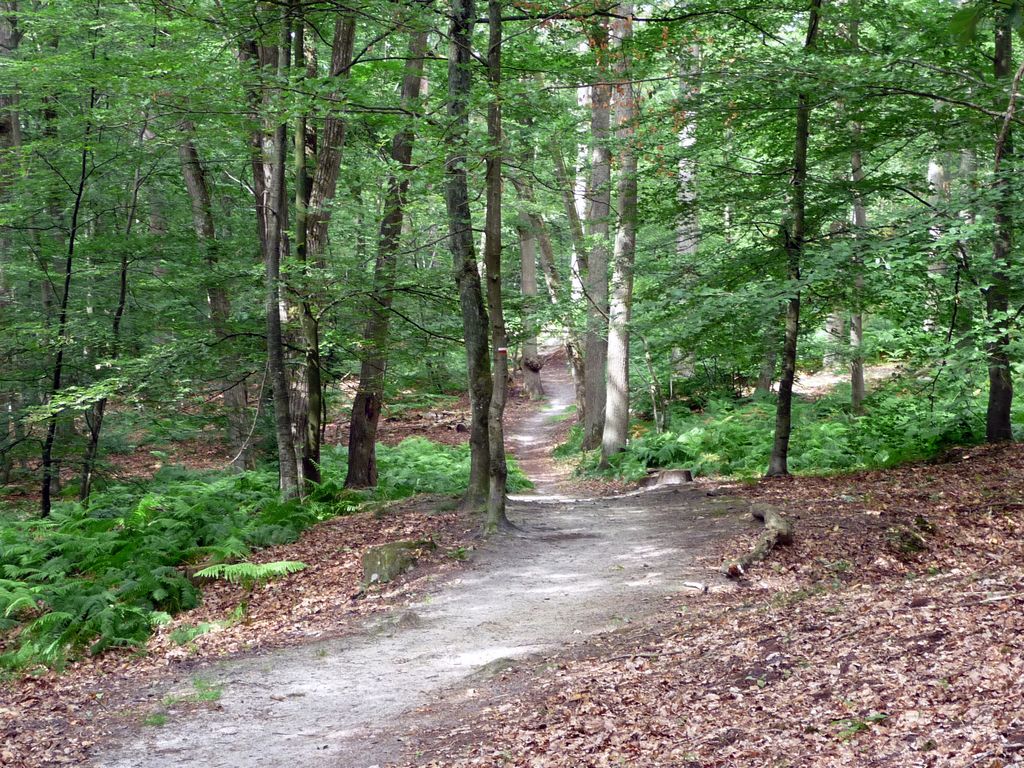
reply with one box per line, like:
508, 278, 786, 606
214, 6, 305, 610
85, 359, 754, 768
6, 361, 1024, 768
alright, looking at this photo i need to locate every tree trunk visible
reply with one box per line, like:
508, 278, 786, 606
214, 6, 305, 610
513, 166, 584, 408
294, 13, 356, 489
517, 209, 544, 399
80, 133, 147, 501
601, 4, 637, 465
249, 25, 299, 498
0, 2, 21, 487
824, 311, 845, 368
850, 143, 867, 413
767, 0, 821, 478
345, 29, 428, 488
41, 91, 93, 516
754, 325, 778, 397
582, 16, 612, 450
178, 125, 252, 470
551, 143, 589, 419
446, 0, 490, 510
847, 13, 866, 413
986, 13, 1016, 443
677, 43, 700, 258
483, 0, 510, 532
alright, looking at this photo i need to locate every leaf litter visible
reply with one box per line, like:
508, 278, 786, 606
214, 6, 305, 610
397, 443, 1024, 768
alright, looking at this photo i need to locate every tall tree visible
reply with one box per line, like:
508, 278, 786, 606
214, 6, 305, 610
767, 0, 822, 477
483, 0, 511, 531
517, 208, 544, 400
446, 0, 491, 510
985, 7, 1017, 442
248, 17, 299, 498
582, 14, 612, 451
295, 13, 356, 489
345, 28, 429, 488
600, 3, 637, 464
177, 125, 252, 470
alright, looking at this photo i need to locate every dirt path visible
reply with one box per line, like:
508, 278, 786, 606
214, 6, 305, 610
94, 362, 752, 768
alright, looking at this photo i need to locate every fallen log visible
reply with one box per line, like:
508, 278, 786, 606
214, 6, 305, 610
721, 503, 794, 578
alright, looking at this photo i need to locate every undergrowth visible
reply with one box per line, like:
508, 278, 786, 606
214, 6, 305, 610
0, 437, 527, 670
570, 378, 1017, 481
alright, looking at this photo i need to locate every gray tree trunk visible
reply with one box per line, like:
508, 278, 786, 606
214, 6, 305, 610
848, 14, 866, 413
246, 28, 299, 499
601, 4, 637, 465
178, 126, 252, 470
582, 17, 612, 450
517, 209, 544, 400
0, 2, 20, 487
850, 143, 867, 412
294, 13, 356, 490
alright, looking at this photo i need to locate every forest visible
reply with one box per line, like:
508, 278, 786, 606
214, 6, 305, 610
1, 0, 1024, 766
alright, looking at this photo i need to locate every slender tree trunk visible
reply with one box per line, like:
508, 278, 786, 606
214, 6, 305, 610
291, 10, 320, 489
178, 125, 252, 469
850, 142, 867, 412
345, 29, 428, 488
517, 209, 544, 400
80, 134, 147, 501
601, 4, 637, 465
848, 14, 866, 413
0, 2, 21, 487
551, 143, 588, 417
42, 90, 93, 516
986, 14, 1017, 442
767, 0, 821, 477
250, 24, 299, 498
677, 43, 700, 258
514, 163, 583, 407
306, 16, 356, 264
754, 324, 779, 397
582, 16, 612, 450
446, 0, 491, 509
483, 0, 510, 532
285, 13, 355, 491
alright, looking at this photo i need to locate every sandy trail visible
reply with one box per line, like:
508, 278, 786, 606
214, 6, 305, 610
94, 361, 751, 768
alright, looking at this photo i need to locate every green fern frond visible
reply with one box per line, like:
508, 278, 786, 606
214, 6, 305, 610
193, 560, 307, 585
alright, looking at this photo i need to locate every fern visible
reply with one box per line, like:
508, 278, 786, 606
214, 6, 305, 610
193, 560, 307, 586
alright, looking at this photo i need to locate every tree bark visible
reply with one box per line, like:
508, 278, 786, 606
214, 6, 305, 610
483, 0, 511, 532
248, 23, 299, 498
0, 2, 21, 487
847, 13, 866, 413
345, 29, 428, 488
446, 0, 491, 510
850, 142, 867, 413
41, 90, 93, 516
517, 209, 544, 399
582, 16, 612, 450
986, 13, 1016, 443
601, 4, 637, 465
294, 13, 356, 489
178, 125, 252, 470
80, 127, 149, 501
767, 0, 821, 478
